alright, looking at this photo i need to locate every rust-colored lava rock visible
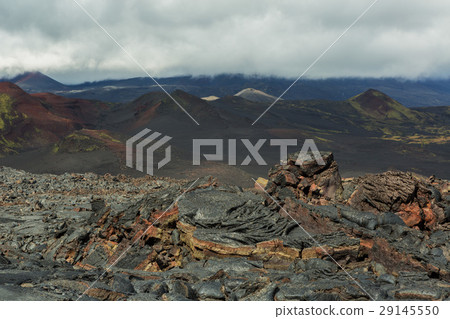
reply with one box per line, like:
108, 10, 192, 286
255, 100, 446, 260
345, 171, 448, 229
265, 151, 343, 205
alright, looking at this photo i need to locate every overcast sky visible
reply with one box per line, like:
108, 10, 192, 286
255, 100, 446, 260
1, 0, 450, 83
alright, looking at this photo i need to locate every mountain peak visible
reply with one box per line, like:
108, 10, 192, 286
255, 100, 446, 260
364, 88, 384, 94
359, 88, 392, 99
125, 89, 224, 130
11, 72, 66, 93
350, 88, 401, 108
349, 89, 421, 122
235, 88, 278, 103
12, 71, 46, 83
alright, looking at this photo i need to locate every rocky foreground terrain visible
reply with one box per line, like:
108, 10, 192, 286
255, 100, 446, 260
0, 152, 449, 301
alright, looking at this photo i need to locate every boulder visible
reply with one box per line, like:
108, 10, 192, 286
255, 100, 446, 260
266, 152, 343, 204
345, 171, 449, 229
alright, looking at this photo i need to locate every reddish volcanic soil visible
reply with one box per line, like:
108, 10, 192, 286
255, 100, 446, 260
0, 82, 110, 146
132, 101, 162, 129
32, 93, 109, 127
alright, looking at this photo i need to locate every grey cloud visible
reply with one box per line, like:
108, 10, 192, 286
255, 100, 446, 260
1, 0, 450, 83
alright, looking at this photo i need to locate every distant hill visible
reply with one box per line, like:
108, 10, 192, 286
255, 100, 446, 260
235, 88, 278, 103
10, 72, 67, 92
0, 82, 111, 155
117, 89, 226, 132
348, 89, 423, 122
201, 95, 220, 101
4, 72, 450, 107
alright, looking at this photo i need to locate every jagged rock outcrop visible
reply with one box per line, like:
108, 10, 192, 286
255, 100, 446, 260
343, 171, 449, 229
265, 151, 343, 205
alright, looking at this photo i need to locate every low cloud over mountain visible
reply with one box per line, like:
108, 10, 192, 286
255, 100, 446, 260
2, 1, 450, 82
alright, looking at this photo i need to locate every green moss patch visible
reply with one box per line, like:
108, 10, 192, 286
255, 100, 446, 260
0, 94, 20, 132
52, 132, 102, 154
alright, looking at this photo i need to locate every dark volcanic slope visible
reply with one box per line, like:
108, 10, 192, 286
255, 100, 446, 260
0, 153, 449, 301
110, 89, 228, 133
0, 82, 81, 153
0, 82, 116, 155
1, 82, 449, 181
212, 90, 450, 179
11, 72, 67, 92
